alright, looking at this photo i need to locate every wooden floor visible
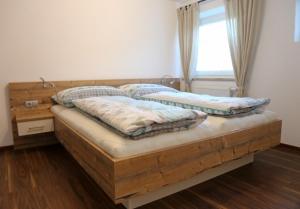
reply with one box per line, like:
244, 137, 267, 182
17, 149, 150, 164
0, 145, 299, 209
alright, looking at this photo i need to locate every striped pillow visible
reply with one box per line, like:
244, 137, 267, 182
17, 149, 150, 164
52, 86, 128, 107
119, 84, 178, 98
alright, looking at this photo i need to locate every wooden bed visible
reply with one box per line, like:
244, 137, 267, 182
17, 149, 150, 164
9, 78, 282, 209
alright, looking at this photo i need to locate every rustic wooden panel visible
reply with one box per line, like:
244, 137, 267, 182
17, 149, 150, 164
53, 117, 281, 203
9, 78, 180, 107
16, 111, 54, 123
54, 118, 116, 200
113, 121, 282, 200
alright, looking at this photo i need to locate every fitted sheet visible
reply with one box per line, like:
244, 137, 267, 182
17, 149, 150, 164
51, 105, 279, 158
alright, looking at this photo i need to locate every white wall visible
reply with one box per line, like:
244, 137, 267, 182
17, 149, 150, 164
248, 0, 300, 147
0, 0, 180, 147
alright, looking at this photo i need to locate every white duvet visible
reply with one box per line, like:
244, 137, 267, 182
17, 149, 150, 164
141, 92, 270, 116
72, 96, 207, 139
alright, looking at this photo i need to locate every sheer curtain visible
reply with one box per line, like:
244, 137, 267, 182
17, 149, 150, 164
177, 3, 200, 92
225, 0, 264, 96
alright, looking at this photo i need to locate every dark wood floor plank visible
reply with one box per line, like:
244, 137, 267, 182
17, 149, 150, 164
11, 150, 38, 194
266, 148, 300, 162
216, 175, 299, 209
257, 151, 300, 171
228, 162, 300, 198
275, 144, 300, 156
0, 145, 299, 209
0, 150, 8, 195
189, 182, 254, 209
169, 190, 217, 209
0, 194, 17, 209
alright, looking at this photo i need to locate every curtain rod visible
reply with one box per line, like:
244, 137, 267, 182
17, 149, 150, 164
179, 0, 208, 10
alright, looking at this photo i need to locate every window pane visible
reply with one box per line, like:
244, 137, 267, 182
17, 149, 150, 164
295, 0, 300, 42
196, 20, 233, 75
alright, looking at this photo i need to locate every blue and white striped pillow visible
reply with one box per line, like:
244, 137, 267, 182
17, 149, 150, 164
119, 84, 179, 98
52, 86, 128, 107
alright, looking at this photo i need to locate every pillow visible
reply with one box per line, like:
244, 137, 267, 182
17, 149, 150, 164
119, 84, 179, 98
52, 86, 128, 107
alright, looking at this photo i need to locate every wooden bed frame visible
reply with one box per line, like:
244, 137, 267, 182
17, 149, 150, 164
55, 118, 281, 207
9, 78, 282, 208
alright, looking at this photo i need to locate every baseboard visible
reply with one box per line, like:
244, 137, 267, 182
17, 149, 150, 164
279, 143, 300, 150
0, 145, 13, 152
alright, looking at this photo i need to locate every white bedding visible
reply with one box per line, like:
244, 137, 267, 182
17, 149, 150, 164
73, 96, 207, 139
141, 92, 270, 116
51, 105, 279, 158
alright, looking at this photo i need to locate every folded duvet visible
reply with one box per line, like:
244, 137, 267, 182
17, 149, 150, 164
140, 92, 270, 116
72, 96, 207, 139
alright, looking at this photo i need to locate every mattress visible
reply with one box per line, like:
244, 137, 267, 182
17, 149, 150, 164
51, 105, 279, 158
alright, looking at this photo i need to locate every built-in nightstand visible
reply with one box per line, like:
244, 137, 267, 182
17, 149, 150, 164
16, 112, 54, 136
13, 107, 57, 149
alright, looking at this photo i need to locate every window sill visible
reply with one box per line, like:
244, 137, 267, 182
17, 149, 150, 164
192, 76, 235, 82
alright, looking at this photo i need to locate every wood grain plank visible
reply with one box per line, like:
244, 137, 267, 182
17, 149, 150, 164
113, 121, 281, 200
54, 118, 116, 200
16, 111, 53, 122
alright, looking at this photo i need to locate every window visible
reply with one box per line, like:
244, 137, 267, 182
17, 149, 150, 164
195, 3, 234, 77
295, 0, 300, 42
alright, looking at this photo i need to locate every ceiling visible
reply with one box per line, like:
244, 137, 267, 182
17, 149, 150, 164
170, 0, 188, 2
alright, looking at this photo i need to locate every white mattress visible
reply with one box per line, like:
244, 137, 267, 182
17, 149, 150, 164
51, 105, 279, 158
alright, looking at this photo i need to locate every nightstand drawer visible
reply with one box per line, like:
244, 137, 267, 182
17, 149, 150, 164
17, 119, 54, 136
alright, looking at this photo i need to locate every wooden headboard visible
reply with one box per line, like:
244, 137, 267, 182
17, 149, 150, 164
8, 78, 180, 148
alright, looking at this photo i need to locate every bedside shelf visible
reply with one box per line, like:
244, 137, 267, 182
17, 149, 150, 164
13, 107, 58, 150
16, 110, 54, 122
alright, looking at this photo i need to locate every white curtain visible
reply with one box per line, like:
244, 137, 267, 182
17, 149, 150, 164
177, 3, 200, 92
225, 0, 263, 96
